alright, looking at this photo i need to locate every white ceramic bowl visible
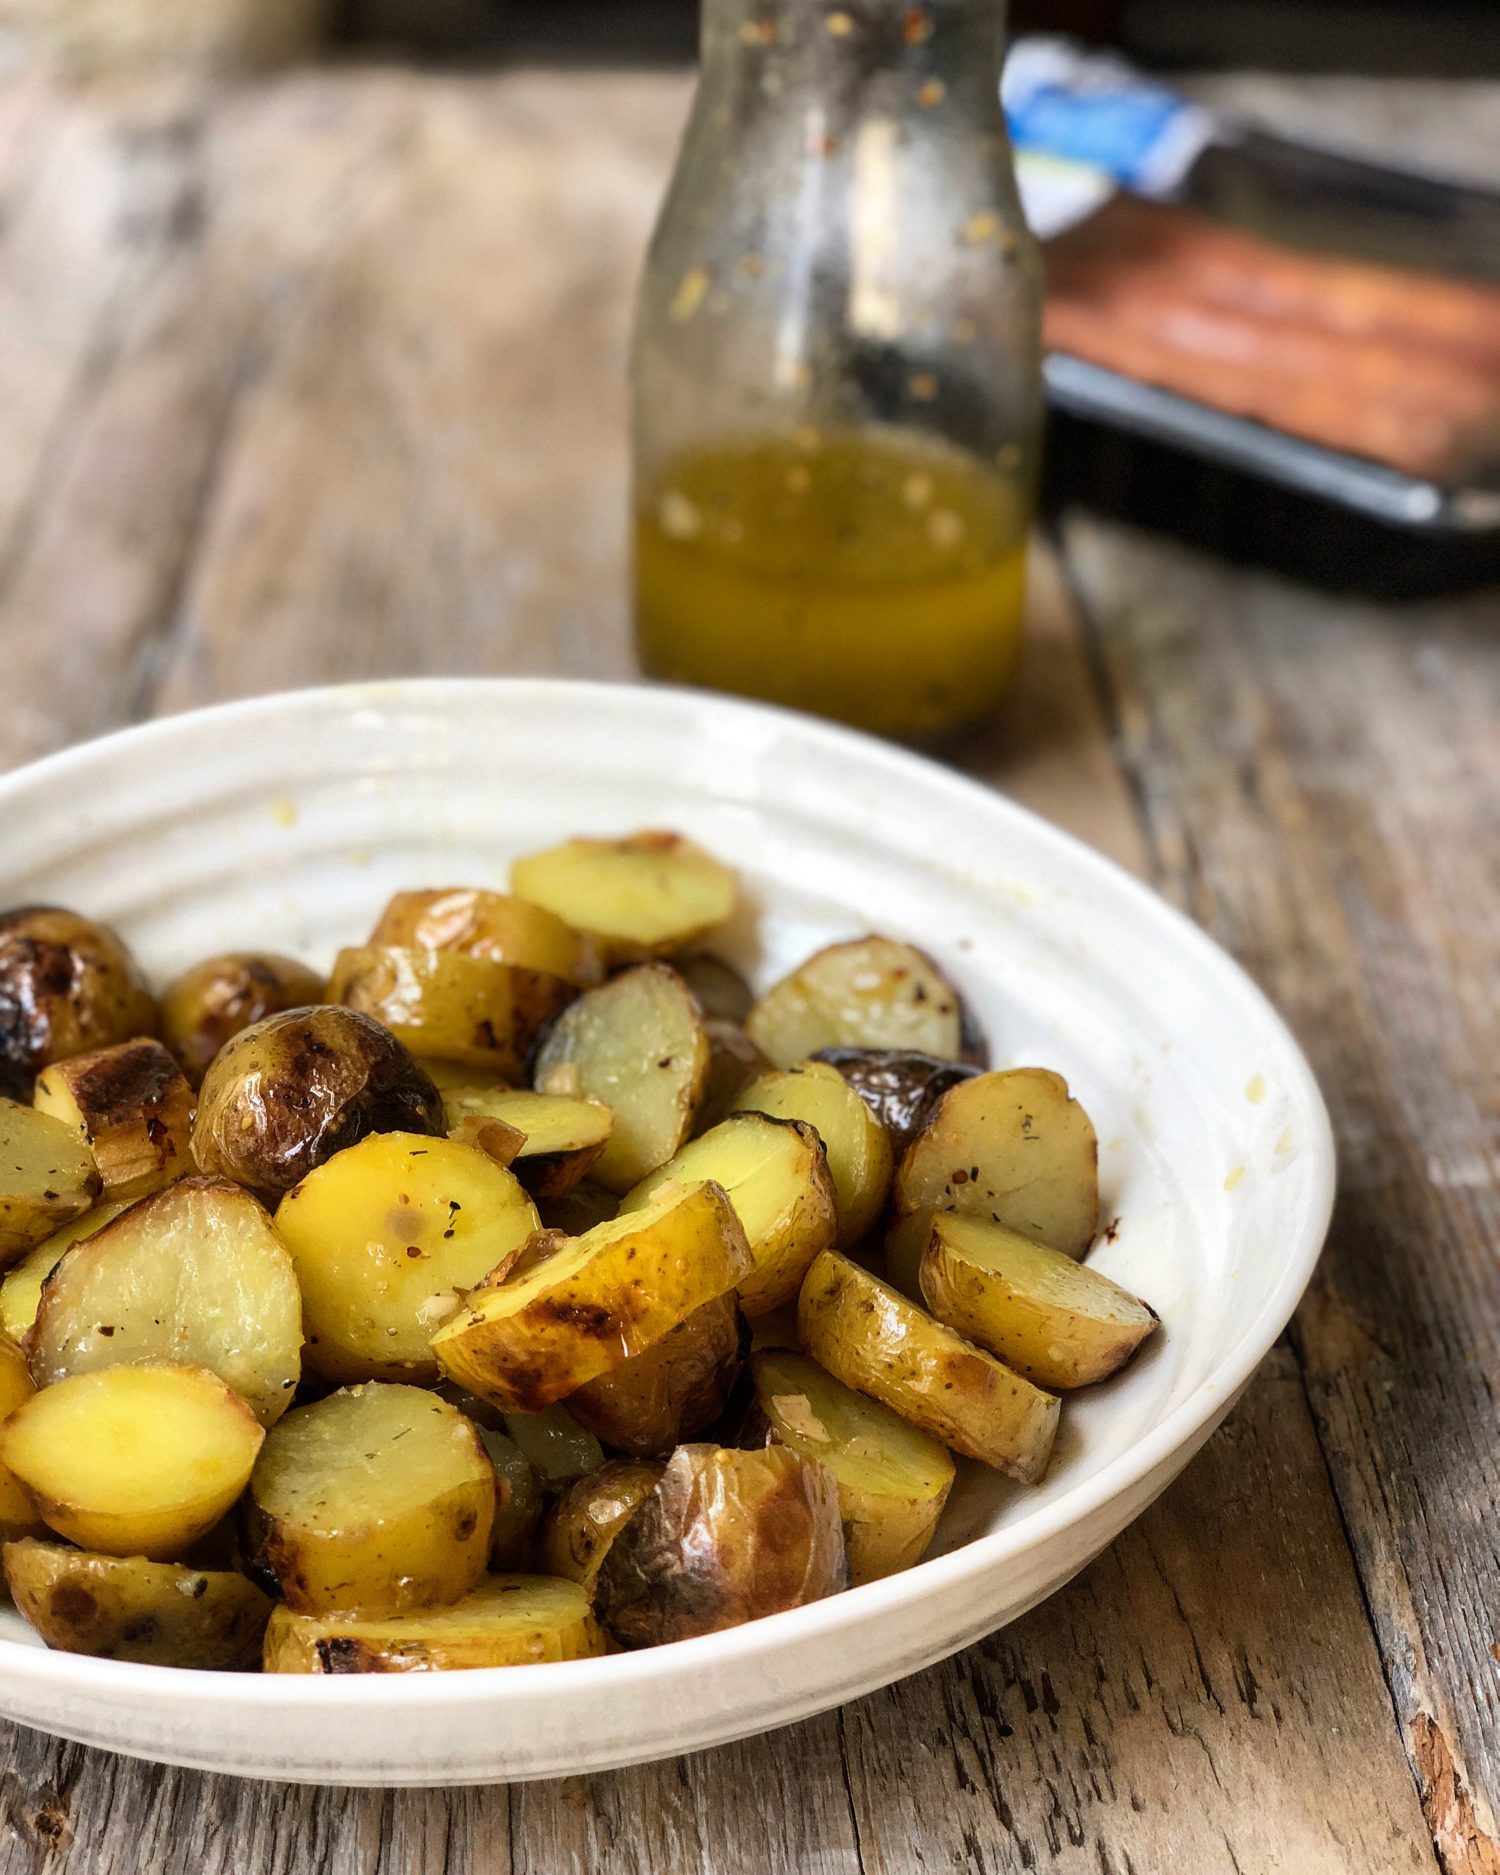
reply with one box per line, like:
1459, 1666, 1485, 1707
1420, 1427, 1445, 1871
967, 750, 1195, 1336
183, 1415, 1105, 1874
0, 679, 1333, 1785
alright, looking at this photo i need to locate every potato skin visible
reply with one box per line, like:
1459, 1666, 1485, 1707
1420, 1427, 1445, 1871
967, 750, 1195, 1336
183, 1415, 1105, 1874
568, 1293, 749, 1457
191, 1004, 445, 1201
0, 907, 157, 1099
538, 1458, 663, 1592
595, 1444, 847, 1648
33, 1038, 196, 1202
814, 1048, 980, 1159
160, 953, 326, 1088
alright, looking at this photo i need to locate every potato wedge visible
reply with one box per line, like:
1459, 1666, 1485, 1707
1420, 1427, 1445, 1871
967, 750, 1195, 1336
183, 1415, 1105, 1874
0, 1202, 130, 1344
432, 1180, 753, 1412
797, 1251, 1059, 1482
742, 1348, 955, 1583
893, 1068, 1100, 1259
159, 952, 326, 1088
696, 1019, 771, 1131
34, 1038, 195, 1203
0, 907, 157, 1099
0, 1363, 264, 1559
568, 1292, 747, 1456
917, 1211, 1158, 1389
331, 945, 576, 1082
815, 1048, 980, 1157
674, 953, 753, 1025
512, 831, 737, 964
443, 1087, 614, 1197
263, 1574, 606, 1673
28, 1176, 303, 1426
192, 1005, 446, 1202
273, 1132, 538, 1386
531, 964, 710, 1193
369, 888, 599, 986
0, 1336, 41, 1543
734, 1061, 894, 1248
3, 1538, 272, 1669
473, 1427, 545, 1568
746, 938, 986, 1070
243, 1383, 493, 1615
537, 1459, 663, 1593
595, 1444, 847, 1648
622, 1112, 838, 1316
0, 1099, 101, 1266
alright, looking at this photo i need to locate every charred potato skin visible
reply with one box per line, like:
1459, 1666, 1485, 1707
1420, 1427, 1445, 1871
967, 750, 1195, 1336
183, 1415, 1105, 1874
0, 907, 157, 1100
369, 888, 599, 985
567, 1293, 749, 1457
537, 1458, 664, 1592
190, 1005, 445, 1202
815, 1048, 981, 1159
160, 953, 326, 1088
33, 1038, 195, 1201
595, 1443, 847, 1649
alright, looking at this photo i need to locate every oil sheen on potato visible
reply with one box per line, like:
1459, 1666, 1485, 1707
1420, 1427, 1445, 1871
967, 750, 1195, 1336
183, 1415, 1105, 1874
634, 429, 1030, 743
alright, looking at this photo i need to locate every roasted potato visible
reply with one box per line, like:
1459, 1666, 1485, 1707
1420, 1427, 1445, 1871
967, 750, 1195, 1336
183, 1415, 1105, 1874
191, 1004, 445, 1202
568, 1291, 748, 1456
537, 1459, 663, 1592
0, 1099, 101, 1266
741, 1348, 955, 1583
511, 831, 737, 965
797, 1251, 1059, 1482
442, 1087, 614, 1197
746, 938, 986, 1070
815, 1047, 980, 1157
473, 1427, 545, 1568
331, 946, 576, 1081
243, 1383, 494, 1615
0, 907, 156, 1099
273, 1132, 538, 1385
3, 1538, 272, 1669
917, 1211, 1158, 1389
369, 887, 599, 985
531, 963, 711, 1193
0, 1363, 264, 1559
28, 1175, 303, 1426
263, 1574, 605, 1673
893, 1067, 1100, 1259
674, 953, 753, 1025
432, 1180, 753, 1412
595, 1444, 847, 1648
0, 1202, 129, 1343
734, 1060, 894, 1247
33, 1038, 195, 1202
622, 1112, 838, 1315
499, 1402, 606, 1493
0, 1335, 41, 1543
696, 1019, 771, 1132
159, 952, 326, 1087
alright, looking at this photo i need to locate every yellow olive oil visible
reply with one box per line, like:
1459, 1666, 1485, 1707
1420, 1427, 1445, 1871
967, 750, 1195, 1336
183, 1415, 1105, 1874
634, 429, 1031, 742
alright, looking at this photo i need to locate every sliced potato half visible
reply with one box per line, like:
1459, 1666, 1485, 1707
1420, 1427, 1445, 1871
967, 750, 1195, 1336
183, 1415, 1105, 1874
369, 887, 598, 984
0, 1200, 130, 1344
443, 1087, 614, 1197
531, 964, 710, 1193
797, 1251, 1059, 1482
537, 1459, 663, 1593
0, 1099, 100, 1266
622, 1112, 838, 1315
0, 1336, 41, 1543
745, 1347, 955, 1583
511, 831, 736, 963
28, 1176, 303, 1426
893, 1068, 1100, 1259
274, 1132, 538, 1386
33, 1039, 195, 1203
263, 1574, 605, 1673
746, 938, 985, 1070
568, 1291, 747, 1457
734, 1060, 894, 1248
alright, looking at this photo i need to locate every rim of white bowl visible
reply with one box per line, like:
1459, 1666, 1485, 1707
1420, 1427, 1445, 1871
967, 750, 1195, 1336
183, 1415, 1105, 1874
0, 677, 1337, 1712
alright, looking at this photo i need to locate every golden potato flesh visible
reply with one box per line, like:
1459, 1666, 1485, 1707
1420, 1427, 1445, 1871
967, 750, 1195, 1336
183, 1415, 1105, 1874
369, 888, 598, 985
159, 952, 325, 1088
34, 1038, 195, 1203
0, 1202, 130, 1343
568, 1291, 747, 1457
0, 1335, 41, 1544
263, 1574, 606, 1674
797, 1251, 1059, 1483
0, 907, 156, 1099
531, 963, 710, 1193
0, 1363, 264, 1560
431, 1180, 753, 1412
734, 1060, 894, 1248
595, 1444, 847, 1649
622, 1112, 838, 1315
3, 1538, 272, 1669
511, 831, 737, 964
893, 1068, 1100, 1259
918, 1211, 1159, 1390
0, 1099, 101, 1266
28, 1175, 303, 1426
744, 1348, 954, 1584
191, 1004, 446, 1202
746, 938, 985, 1070
442, 1087, 613, 1197
244, 1384, 494, 1616
273, 1132, 538, 1385
537, 1459, 663, 1593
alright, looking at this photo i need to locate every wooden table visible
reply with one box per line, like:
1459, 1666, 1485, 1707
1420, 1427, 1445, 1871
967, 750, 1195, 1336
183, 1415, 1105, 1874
0, 60, 1495, 1875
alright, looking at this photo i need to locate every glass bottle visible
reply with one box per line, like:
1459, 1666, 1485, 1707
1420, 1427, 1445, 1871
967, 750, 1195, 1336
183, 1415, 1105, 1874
631, 0, 1043, 744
